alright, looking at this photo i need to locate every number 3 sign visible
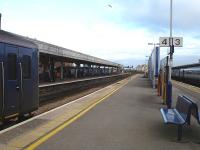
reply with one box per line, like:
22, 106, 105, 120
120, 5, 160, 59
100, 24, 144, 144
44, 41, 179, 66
159, 37, 183, 47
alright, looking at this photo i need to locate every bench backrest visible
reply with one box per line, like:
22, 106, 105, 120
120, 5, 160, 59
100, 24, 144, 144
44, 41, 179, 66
182, 95, 200, 124
176, 95, 193, 123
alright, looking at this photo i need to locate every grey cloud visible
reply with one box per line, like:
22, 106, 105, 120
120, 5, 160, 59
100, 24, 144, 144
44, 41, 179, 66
114, 0, 200, 33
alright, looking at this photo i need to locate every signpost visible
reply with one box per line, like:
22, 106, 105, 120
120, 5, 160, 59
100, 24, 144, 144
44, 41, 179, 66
159, 37, 183, 47
159, 36, 183, 108
156, 0, 185, 108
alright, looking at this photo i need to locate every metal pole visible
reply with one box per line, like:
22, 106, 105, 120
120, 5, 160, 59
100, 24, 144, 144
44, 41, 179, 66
169, 0, 173, 81
170, 0, 173, 38
0, 13, 2, 30
167, 0, 173, 108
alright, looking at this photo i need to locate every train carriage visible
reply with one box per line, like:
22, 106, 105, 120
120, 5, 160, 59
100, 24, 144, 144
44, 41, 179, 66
172, 66, 200, 87
0, 30, 38, 123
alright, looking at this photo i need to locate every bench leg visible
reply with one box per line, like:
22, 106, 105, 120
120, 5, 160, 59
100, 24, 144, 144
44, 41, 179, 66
177, 125, 182, 141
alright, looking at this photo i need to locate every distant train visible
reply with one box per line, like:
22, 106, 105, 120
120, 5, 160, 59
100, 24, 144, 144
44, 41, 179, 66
172, 67, 200, 87
0, 30, 39, 124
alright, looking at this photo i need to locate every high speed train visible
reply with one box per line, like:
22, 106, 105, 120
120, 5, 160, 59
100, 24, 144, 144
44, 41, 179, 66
0, 30, 39, 124
172, 67, 200, 87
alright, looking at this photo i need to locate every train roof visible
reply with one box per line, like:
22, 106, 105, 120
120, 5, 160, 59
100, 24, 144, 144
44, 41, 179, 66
179, 66, 200, 70
0, 30, 37, 49
172, 63, 200, 69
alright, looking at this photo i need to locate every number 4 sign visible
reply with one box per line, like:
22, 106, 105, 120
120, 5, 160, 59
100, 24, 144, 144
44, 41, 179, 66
159, 37, 169, 47
159, 37, 183, 47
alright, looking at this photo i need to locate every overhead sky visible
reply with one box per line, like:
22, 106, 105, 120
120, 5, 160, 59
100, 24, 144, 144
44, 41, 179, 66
0, 0, 200, 67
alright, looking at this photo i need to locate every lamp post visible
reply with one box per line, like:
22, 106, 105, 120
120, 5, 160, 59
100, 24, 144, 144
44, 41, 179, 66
167, 0, 173, 108
148, 43, 160, 47
170, 0, 173, 39
169, 0, 173, 82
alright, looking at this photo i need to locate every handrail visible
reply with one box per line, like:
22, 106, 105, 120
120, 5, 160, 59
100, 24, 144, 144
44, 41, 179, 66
1, 62, 5, 113
19, 62, 23, 99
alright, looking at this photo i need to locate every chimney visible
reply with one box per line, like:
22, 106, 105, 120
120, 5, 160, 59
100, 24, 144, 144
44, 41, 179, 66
0, 13, 1, 30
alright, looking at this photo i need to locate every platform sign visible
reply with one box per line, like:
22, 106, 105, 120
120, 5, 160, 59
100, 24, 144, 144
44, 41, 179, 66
159, 37, 170, 47
159, 37, 183, 47
173, 37, 183, 47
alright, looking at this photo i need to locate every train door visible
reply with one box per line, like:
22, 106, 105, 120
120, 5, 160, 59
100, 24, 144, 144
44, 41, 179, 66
0, 43, 4, 119
4, 44, 20, 118
19, 47, 35, 114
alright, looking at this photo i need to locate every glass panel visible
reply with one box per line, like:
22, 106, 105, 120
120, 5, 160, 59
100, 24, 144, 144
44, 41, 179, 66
7, 53, 17, 80
22, 55, 31, 79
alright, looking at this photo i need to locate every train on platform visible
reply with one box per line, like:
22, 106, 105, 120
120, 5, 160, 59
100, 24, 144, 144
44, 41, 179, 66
0, 30, 122, 125
172, 67, 200, 87
0, 30, 39, 123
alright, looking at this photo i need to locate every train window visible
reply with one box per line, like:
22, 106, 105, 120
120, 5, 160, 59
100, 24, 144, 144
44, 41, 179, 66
7, 53, 17, 80
22, 55, 31, 79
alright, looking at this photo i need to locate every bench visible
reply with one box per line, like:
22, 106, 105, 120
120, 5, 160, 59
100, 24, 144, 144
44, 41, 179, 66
182, 95, 200, 124
160, 95, 193, 141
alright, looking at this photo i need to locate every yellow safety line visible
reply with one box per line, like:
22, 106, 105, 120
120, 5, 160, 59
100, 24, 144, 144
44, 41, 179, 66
172, 80, 200, 94
25, 76, 135, 150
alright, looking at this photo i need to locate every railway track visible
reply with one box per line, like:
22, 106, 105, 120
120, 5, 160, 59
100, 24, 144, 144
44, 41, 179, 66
1, 73, 130, 130
39, 73, 129, 102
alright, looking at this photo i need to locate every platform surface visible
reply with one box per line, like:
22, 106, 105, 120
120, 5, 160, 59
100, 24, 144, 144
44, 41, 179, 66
1, 75, 200, 150
36, 76, 200, 150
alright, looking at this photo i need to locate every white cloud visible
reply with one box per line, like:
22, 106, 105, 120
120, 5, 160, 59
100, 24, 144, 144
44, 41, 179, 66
1, 0, 200, 66
4, 17, 155, 60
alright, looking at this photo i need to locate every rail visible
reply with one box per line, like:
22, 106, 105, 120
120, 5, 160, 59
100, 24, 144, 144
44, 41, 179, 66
39, 73, 130, 102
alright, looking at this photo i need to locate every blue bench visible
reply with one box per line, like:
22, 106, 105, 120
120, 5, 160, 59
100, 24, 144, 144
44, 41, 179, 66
182, 95, 200, 124
160, 95, 193, 141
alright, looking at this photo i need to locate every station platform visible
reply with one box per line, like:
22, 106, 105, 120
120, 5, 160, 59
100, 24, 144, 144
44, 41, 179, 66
0, 75, 200, 150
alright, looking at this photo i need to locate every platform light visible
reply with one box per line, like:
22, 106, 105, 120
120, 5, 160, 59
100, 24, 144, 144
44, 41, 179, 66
148, 43, 159, 46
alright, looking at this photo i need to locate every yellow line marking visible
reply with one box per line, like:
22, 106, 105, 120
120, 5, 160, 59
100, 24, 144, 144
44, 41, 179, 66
25, 76, 136, 150
172, 80, 200, 94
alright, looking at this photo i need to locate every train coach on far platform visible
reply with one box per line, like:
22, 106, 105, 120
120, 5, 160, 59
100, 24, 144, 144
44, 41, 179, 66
172, 67, 200, 87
